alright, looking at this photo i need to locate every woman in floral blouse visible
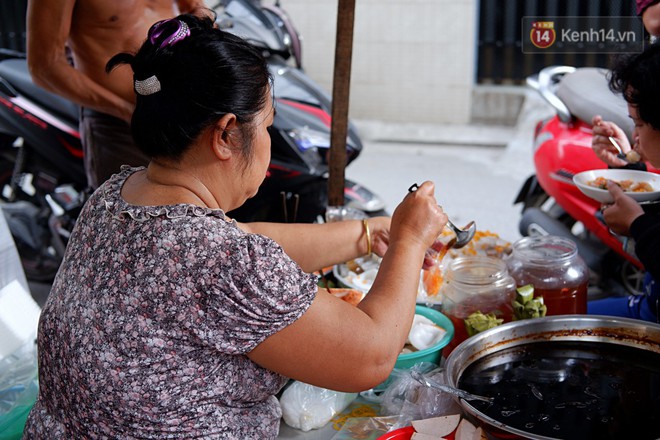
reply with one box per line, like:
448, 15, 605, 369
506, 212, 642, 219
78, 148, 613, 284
24, 14, 448, 439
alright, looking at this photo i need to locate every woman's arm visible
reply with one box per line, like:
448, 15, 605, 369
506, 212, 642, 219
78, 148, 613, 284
631, 214, 660, 282
239, 217, 391, 273
247, 182, 448, 392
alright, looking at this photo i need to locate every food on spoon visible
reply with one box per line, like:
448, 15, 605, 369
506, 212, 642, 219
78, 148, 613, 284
586, 176, 653, 192
464, 311, 503, 337
626, 149, 641, 163
411, 414, 461, 438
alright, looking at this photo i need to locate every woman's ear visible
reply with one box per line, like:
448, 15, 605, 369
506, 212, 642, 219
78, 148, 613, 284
212, 113, 238, 160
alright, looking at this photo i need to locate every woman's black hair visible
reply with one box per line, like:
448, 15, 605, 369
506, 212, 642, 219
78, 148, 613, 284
106, 13, 272, 161
609, 42, 660, 130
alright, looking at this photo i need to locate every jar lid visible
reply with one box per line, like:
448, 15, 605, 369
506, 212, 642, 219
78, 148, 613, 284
512, 235, 577, 265
446, 255, 511, 286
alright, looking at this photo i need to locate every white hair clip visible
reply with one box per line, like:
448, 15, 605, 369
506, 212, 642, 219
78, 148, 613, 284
134, 75, 162, 96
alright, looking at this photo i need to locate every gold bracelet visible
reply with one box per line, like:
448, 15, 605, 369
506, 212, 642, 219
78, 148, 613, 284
362, 219, 372, 257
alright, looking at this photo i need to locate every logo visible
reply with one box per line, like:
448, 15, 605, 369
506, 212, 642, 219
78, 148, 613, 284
522, 17, 643, 54
530, 21, 556, 49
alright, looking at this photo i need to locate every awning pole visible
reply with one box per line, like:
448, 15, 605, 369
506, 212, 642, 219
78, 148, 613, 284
327, 0, 356, 208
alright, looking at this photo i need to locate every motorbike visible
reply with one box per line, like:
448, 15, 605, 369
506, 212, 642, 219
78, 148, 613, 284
215, 0, 386, 223
0, 0, 385, 281
515, 65, 659, 298
0, 48, 86, 281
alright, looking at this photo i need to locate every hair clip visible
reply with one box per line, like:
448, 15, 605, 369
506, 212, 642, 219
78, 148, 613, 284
149, 19, 191, 48
135, 75, 161, 96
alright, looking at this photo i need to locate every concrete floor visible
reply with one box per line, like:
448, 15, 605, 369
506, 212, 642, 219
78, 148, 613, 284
346, 141, 533, 244
347, 91, 551, 245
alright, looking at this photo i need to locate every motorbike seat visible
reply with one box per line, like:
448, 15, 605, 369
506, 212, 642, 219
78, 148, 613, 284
0, 58, 79, 125
555, 67, 634, 142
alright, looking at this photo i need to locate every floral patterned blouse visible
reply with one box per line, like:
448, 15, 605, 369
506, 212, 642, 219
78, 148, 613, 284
23, 167, 317, 439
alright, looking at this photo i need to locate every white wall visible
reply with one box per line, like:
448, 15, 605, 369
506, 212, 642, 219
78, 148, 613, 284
281, 0, 478, 124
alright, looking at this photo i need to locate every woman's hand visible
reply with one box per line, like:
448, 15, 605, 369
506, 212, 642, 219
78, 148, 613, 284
389, 181, 448, 252
602, 180, 644, 236
368, 216, 391, 258
591, 115, 631, 167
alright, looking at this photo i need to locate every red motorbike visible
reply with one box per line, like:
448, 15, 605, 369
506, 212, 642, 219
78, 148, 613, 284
515, 65, 659, 297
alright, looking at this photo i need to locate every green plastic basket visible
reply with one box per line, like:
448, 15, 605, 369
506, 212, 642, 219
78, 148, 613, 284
394, 305, 455, 369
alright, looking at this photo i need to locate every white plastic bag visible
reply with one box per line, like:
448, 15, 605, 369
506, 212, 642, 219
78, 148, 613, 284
280, 381, 358, 431
0, 207, 39, 436
0, 340, 38, 415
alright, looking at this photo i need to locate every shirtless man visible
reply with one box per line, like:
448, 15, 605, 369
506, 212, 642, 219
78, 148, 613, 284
26, 0, 209, 188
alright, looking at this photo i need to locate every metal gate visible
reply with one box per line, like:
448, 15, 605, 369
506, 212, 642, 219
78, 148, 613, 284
478, 0, 639, 84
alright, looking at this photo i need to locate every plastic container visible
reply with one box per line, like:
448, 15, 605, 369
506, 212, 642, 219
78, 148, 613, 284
506, 236, 589, 316
441, 256, 517, 357
374, 306, 454, 392
394, 306, 454, 369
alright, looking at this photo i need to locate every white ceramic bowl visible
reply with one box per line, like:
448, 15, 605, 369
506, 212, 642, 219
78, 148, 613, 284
573, 169, 660, 204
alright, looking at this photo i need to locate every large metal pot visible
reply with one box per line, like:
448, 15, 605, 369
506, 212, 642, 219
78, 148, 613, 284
444, 315, 660, 440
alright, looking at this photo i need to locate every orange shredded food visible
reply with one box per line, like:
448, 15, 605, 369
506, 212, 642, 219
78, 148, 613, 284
423, 265, 443, 297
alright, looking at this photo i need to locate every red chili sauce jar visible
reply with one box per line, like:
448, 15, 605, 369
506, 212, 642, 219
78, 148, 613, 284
506, 236, 589, 316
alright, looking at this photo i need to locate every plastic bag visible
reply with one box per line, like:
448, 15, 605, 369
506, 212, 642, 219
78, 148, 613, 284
0, 209, 39, 438
279, 381, 358, 432
0, 339, 39, 439
374, 363, 461, 429
0, 209, 29, 296
330, 415, 400, 440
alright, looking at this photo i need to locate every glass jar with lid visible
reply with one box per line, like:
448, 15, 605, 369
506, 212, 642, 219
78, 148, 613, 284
506, 235, 589, 316
441, 256, 517, 357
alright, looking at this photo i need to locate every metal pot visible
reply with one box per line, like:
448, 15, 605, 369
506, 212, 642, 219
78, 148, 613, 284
444, 315, 660, 440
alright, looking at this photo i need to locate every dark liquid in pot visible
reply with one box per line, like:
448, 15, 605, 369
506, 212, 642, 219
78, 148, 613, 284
458, 341, 660, 440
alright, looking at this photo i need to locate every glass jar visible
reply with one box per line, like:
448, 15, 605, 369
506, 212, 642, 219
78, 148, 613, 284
441, 256, 517, 357
506, 236, 589, 317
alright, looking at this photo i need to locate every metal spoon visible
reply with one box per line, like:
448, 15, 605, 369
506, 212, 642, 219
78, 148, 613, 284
410, 370, 494, 404
608, 136, 628, 162
408, 183, 477, 249
609, 136, 642, 164
447, 219, 476, 249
